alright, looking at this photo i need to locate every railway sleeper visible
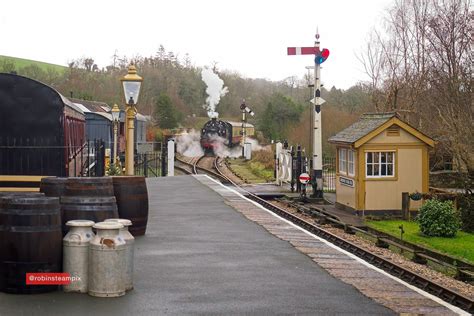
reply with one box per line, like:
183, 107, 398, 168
343, 224, 355, 235
395, 268, 406, 278
439, 290, 456, 302
375, 237, 390, 248
373, 257, 385, 266
412, 252, 428, 265
413, 278, 430, 289
313, 215, 327, 225
456, 269, 474, 284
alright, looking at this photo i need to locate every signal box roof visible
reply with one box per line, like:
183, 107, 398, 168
328, 112, 434, 148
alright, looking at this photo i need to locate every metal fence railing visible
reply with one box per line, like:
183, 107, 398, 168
83, 139, 106, 177
0, 134, 176, 181
134, 151, 166, 177
323, 157, 336, 192
0, 137, 105, 177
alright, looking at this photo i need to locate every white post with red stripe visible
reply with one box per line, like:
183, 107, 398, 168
287, 32, 327, 199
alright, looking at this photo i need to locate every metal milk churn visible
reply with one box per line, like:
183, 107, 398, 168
88, 221, 126, 297
105, 219, 135, 291
63, 220, 95, 293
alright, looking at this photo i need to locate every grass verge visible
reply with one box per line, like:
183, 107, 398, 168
227, 157, 274, 183
367, 220, 474, 264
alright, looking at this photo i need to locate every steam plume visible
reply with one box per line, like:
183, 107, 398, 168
201, 67, 228, 118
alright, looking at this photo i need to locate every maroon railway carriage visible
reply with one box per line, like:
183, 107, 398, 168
0, 73, 85, 189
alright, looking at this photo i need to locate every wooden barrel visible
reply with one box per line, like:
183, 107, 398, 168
60, 196, 118, 235
0, 196, 62, 294
40, 177, 67, 197
64, 177, 114, 197
112, 176, 149, 236
0, 192, 45, 198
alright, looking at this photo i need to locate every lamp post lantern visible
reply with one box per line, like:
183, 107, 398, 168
111, 103, 120, 167
120, 64, 143, 176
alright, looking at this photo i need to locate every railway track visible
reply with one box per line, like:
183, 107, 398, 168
174, 156, 198, 175
176, 155, 230, 183
176, 156, 473, 313
279, 199, 474, 283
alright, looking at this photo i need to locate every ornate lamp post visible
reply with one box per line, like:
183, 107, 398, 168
120, 64, 143, 176
111, 104, 120, 166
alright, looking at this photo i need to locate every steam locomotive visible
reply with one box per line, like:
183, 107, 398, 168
200, 118, 255, 153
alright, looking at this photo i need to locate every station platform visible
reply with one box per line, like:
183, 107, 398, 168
0, 175, 463, 315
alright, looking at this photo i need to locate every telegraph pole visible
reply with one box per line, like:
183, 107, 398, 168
287, 31, 330, 198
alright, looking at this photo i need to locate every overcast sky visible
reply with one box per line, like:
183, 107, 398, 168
0, 0, 393, 89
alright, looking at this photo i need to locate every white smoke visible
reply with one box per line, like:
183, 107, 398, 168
201, 67, 229, 118
245, 138, 264, 151
176, 130, 204, 157
175, 129, 268, 159
208, 135, 242, 158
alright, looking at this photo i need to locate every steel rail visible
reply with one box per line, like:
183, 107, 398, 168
192, 156, 203, 175
175, 156, 196, 175
176, 155, 229, 183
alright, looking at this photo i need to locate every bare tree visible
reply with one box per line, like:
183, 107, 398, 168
425, 0, 473, 172
359, 0, 473, 172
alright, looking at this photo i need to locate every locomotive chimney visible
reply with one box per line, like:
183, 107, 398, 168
211, 117, 217, 121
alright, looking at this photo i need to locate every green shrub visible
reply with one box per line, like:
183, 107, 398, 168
458, 193, 474, 233
417, 199, 461, 237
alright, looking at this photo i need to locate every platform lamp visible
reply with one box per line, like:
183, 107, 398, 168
111, 104, 120, 167
120, 64, 143, 176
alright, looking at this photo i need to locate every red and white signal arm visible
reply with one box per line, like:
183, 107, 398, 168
299, 173, 310, 184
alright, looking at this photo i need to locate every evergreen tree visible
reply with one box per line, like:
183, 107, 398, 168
154, 93, 179, 129
258, 93, 303, 141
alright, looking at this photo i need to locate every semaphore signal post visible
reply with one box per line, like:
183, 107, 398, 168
287, 31, 330, 199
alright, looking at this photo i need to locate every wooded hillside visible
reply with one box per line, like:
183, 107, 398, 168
0, 46, 367, 158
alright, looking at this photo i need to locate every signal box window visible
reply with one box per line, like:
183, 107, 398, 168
339, 148, 347, 174
338, 148, 355, 176
348, 150, 355, 176
366, 152, 395, 177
